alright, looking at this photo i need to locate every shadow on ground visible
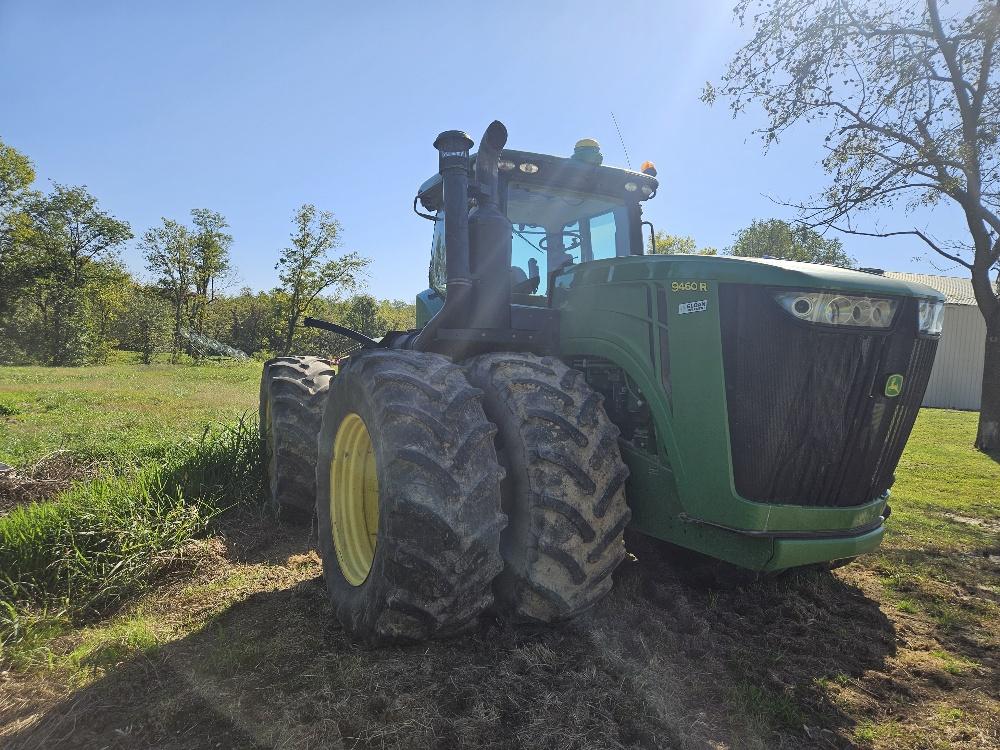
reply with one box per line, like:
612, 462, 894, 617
2, 526, 898, 750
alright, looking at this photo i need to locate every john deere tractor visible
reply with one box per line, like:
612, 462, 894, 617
259, 120, 945, 643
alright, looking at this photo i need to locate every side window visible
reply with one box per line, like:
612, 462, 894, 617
589, 211, 618, 261
429, 211, 447, 294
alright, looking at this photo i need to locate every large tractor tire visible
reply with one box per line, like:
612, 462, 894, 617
316, 349, 506, 643
259, 355, 336, 518
465, 353, 631, 623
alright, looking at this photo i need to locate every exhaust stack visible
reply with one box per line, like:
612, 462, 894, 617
433, 129, 474, 300
410, 121, 513, 353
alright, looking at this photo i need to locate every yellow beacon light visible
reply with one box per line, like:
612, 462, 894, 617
640, 160, 657, 177
572, 138, 603, 165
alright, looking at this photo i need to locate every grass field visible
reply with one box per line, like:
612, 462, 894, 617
0, 362, 996, 750
0, 356, 261, 468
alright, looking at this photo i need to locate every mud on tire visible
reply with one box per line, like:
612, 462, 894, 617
465, 353, 631, 622
259, 355, 336, 518
316, 349, 506, 643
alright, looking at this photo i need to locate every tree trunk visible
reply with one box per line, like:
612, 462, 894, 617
282, 311, 296, 356
282, 293, 300, 356
172, 299, 182, 363
976, 314, 1000, 454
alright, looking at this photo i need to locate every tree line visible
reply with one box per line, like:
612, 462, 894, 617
0, 140, 413, 366
650, 218, 856, 266
0, 134, 863, 368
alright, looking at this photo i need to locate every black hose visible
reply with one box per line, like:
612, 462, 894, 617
302, 317, 383, 348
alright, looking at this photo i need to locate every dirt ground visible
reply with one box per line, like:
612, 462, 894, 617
2, 510, 996, 750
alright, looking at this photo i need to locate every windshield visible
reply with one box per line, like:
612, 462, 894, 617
506, 183, 631, 296
429, 183, 634, 297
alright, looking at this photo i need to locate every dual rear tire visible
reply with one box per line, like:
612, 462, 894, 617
259, 356, 336, 517
263, 350, 631, 643
315, 350, 506, 642
465, 353, 630, 623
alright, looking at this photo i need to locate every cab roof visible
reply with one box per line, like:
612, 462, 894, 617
417, 148, 659, 213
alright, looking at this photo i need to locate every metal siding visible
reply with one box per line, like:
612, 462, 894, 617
921, 305, 986, 410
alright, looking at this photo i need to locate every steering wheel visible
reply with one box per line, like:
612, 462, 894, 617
539, 231, 581, 252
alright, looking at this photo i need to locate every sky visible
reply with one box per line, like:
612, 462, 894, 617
0, 1, 975, 301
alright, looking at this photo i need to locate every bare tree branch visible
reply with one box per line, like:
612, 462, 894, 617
828, 223, 974, 269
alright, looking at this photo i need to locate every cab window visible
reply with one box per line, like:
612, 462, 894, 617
588, 211, 621, 261
429, 211, 447, 294
510, 224, 546, 295
506, 183, 631, 296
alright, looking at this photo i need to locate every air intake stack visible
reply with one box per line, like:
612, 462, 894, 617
468, 120, 513, 331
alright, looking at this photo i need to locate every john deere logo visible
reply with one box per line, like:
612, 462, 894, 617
885, 374, 904, 398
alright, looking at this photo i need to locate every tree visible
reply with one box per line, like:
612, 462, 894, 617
87, 264, 132, 362
24, 184, 132, 364
728, 219, 856, 265
142, 218, 194, 359
203, 287, 283, 356
708, 0, 1000, 451
648, 231, 718, 255
114, 283, 172, 364
188, 209, 232, 338
275, 204, 369, 354
0, 140, 34, 209
0, 139, 36, 320
378, 299, 417, 333
327, 294, 385, 356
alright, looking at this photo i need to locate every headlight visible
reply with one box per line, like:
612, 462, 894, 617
774, 292, 899, 329
918, 299, 945, 335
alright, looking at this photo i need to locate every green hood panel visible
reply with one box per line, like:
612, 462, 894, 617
557, 255, 946, 301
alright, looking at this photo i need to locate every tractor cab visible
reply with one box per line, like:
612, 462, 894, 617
415, 139, 658, 313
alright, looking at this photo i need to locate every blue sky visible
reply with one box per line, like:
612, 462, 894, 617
1, 1, 972, 300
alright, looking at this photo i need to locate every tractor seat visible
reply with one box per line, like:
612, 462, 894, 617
510, 266, 540, 295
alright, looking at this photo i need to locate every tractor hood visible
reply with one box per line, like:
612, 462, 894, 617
555, 254, 947, 301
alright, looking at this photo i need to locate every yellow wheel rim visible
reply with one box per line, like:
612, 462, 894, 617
330, 413, 379, 586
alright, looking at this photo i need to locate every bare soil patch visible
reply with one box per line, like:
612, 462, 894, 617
0, 451, 99, 513
3, 512, 995, 750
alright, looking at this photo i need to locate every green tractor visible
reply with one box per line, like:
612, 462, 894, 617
259, 120, 945, 643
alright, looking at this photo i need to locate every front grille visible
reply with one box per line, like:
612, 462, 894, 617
720, 285, 938, 507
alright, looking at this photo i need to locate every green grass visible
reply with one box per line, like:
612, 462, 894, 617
66, 614, 161, 675
888, 409, 999, 548
853, 720, 905, 744
0, 418, 263, 664
730, 681, 804, 733
0, 357, 261, 468
0, 359, 265, 666
867, 409, 1000, 648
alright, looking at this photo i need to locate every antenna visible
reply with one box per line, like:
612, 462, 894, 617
610, 111, 632, 170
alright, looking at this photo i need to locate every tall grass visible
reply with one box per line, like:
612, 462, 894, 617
0, 417, 262, 659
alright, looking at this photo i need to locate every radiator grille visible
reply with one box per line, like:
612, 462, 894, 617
720, 285, 938, 507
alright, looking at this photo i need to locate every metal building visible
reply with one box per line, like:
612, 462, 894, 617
884, 272, 985, 411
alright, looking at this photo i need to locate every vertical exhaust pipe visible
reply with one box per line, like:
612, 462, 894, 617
433, 130, 474, 295
410, 121, 512, 353
410, 130, 474, 352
